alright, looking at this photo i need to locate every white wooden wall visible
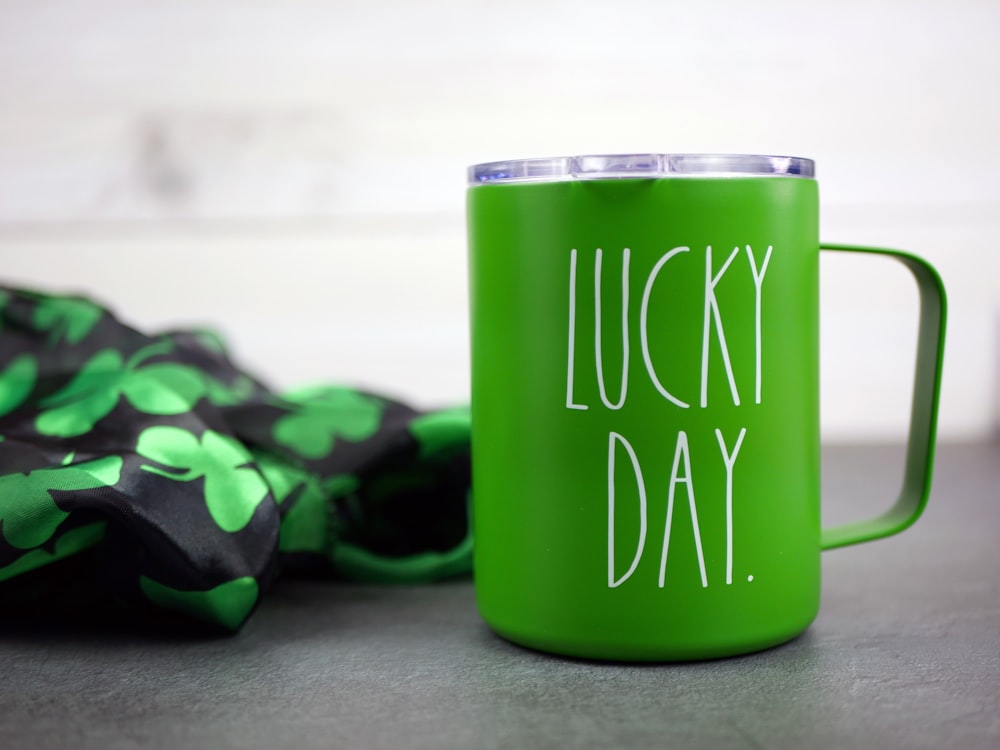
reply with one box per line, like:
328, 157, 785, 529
1, 0, 998, 441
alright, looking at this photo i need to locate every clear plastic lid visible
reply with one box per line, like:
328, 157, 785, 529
468, 154, 814, 185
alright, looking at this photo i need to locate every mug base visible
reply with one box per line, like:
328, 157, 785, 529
483, 617, 815, 662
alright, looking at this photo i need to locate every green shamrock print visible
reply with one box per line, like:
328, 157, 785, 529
254, 452, 329, 554
204, 373, 255, 407
140, 575, 259, 631
35, 343, 200, 437
272, 386, 384, 460
0, 455, 122, 549
35, 341, 250, 438
0, 523, 106, 583
254, 452, 310, 507
137, 426, 269, 533
189, 329, 228, 355
0, 354, 37, 417
32, 295, 103, 346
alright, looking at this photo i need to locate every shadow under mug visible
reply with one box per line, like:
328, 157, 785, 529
467, 154, 946, 661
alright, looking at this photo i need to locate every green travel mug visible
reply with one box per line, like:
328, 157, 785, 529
467, 154, 946, 661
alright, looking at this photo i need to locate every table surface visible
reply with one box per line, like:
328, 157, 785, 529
1, 442, 998, 750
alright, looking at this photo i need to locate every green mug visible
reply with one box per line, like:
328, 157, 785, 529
466, 154, 946, 661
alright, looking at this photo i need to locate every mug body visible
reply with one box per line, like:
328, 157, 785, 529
468, 155, 821, 660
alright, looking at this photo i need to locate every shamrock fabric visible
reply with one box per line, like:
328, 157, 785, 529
0, 288, 472, 630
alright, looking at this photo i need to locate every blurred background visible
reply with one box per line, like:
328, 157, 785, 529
0, 0, 997, 442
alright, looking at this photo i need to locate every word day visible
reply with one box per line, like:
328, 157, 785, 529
606, 427, 746, 589
562, 244, 773, 589
564, 244, 773, 410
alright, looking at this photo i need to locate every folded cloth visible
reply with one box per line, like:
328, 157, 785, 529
0, 288, 472, 630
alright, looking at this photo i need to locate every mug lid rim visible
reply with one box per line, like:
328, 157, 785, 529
468, 154, 815, 185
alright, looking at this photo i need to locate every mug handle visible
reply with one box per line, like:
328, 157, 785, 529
819, 244, 947, 549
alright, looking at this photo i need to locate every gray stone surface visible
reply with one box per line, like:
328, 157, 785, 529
1, 442, 998, 749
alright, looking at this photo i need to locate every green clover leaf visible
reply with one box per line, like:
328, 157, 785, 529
0, 354, 37, 417
254, 452, 307, 506
32, 295, 103, 346
0, 523, 106, 583
120, 362, 205, 414
254, 452, 330, 555
272, 387, 384, 460
35, 342, 226, 438
140, 575, 259, 631
137, 426, 268, 533
204, 373, 255, 407
0, 455, 122, 549
190, 329, 228, 355
35, 349, 124, 437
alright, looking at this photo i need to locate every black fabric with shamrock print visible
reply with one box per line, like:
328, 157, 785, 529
0, 288, 472, 630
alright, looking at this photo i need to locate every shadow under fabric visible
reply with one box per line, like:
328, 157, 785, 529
0, 288, 472, 630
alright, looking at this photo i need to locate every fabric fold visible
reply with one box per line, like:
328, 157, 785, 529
0, 288, 472, 630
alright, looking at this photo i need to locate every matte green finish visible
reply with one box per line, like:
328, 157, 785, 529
467, 177, 946, 661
